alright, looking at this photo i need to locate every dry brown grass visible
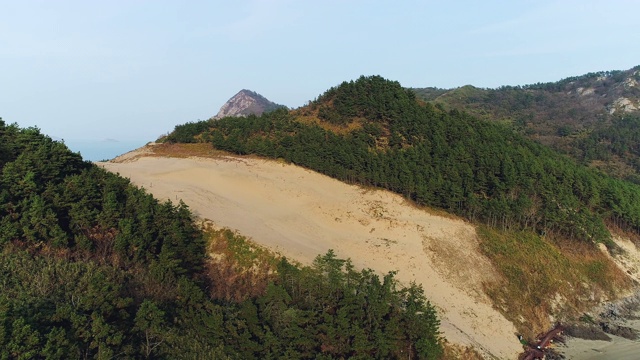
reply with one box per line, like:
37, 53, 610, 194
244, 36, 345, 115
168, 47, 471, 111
440, 340, 485, 360
478, 226, 633, 339
293, 113, 364, 134
147, 142, 227, 159
203, 225, 282, 302
556, 237, 633, 297
608, 222, 640, 247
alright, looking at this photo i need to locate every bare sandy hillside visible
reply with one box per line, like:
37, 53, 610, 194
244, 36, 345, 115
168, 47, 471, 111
99, 146, 522, 359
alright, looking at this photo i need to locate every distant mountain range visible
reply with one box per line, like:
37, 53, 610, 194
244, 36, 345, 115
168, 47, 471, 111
212, 89, 285, 119
412, 65, 640, 181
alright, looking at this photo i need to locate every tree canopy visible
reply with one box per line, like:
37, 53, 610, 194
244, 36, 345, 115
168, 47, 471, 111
0, 119, 442, 359
412, 66, 640, 181
168, 75, 640, 245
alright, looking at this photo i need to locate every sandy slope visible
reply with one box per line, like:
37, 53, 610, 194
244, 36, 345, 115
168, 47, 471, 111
99, 149, 522, 359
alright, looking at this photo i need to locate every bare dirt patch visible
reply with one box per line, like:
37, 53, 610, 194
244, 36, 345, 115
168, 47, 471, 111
99, 145, 522, 359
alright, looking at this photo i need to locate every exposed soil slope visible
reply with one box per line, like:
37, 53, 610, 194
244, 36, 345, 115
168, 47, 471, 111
99, 145, 522, 359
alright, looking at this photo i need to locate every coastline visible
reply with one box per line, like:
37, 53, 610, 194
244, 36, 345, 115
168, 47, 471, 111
561, 334, 640, 360
560, 292, 640, 359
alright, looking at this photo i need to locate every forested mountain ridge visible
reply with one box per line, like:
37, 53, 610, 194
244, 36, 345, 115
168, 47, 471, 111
161, 75, 640, 351
0, 119, 443, 359
168, 75, 640, 247
412, 66, 640, 182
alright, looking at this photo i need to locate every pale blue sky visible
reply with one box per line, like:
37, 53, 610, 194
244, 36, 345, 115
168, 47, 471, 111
2, 0, 639, 146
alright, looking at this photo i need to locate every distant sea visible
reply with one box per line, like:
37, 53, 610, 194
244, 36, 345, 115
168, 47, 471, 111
63, 139, 149, 162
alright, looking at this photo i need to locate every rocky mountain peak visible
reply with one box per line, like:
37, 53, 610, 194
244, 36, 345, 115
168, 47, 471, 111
212, 89, 284, 119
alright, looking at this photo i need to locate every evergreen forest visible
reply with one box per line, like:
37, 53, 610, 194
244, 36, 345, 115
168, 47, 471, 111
167, 76, 640, 247
0, 119, 442, 359
412, 66, 640, 182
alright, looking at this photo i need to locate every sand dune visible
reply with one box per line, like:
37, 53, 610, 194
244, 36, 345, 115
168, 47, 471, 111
99, 149, 522, 359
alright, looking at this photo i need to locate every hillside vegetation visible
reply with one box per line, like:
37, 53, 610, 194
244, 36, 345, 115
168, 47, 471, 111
413, 66, 640, 182
168, 76, 640, 247
0, 119, 442, 359
164, 76, 640, 337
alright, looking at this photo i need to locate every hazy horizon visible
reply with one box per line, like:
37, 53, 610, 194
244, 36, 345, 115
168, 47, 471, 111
2, 0, 639, 143
63, 138, 149, 162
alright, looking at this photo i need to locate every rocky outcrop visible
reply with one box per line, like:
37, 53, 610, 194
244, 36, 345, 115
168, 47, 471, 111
212, 89, 284, 119
609, 97, 639, 114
